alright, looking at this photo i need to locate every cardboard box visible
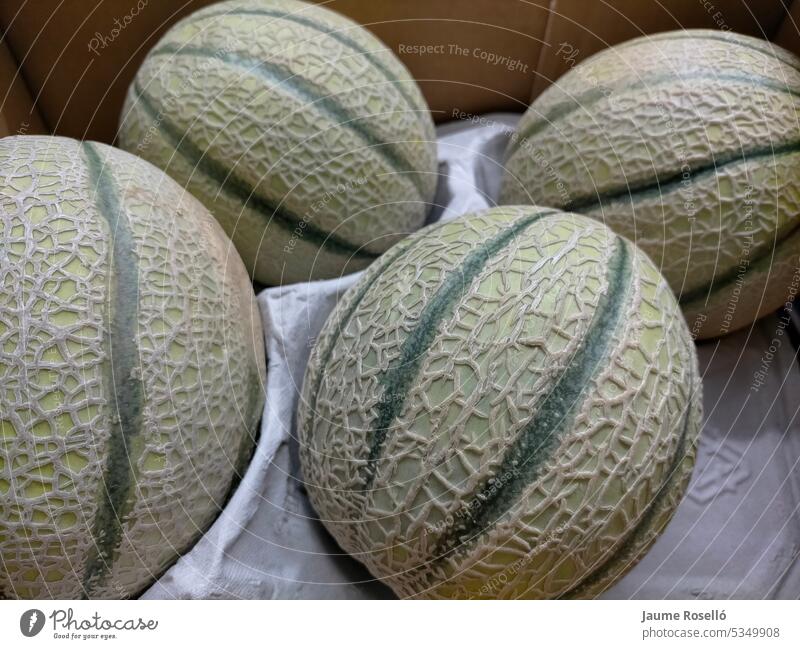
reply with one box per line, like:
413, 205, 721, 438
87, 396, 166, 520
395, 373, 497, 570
0, 39, 45, 137
529, 0, 790, 99
776, 0, 800, 53
1, 0, 799, 602
1, 0, 797, 140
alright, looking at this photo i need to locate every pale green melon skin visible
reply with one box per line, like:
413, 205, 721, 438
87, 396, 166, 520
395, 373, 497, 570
298, 206, 701, 599
118, 0, 438, 286
0, 135, 266, 599
500, 30, 800, 340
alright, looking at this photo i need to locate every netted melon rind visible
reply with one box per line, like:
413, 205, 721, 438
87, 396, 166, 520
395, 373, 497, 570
298, 206, 701, 599
119, 0, 438, 286
0, 135, 266, 599
500, 30, 800, 339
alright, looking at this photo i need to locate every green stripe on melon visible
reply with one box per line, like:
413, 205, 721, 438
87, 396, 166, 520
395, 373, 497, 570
146, 43, 428, 198
0, 136, 265, 599
119, 0, 438, 286
129, 83, 375, 261
80, 142, 146, 594
500, 29, 800, 339
298, 206, 701, 599
431, 237, 632, 561
302, 231, 424, 431
563, 371, 696, 599
361, 209, 558, 492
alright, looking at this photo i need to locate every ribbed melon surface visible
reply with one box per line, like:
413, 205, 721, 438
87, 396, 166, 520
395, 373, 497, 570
0, 136, 266, 599
118, 0, 438, 286
500, 30, 800, 340
298, 206, 701, 599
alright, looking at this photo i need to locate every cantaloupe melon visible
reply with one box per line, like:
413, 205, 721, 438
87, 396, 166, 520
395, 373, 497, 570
118, 0, 438, 287
500, 30, 800, 340
298, 206, 701, 599
0, 136, 266, 599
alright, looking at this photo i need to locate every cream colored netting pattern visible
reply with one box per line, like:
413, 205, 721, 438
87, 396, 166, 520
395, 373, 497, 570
501, 32, 800, 338
299, 207, 700, 599
0, 136, 265, 598
118, 0, 438, 285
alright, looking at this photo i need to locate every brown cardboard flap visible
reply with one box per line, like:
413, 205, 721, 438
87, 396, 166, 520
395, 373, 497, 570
315, 1, 549, 122
531, 0, 790, 100
0, 0, 217, 144
776, 0, 800, 56
1, 0, 551, 139
0, 37, 46, 138
0, 0, 794, 142
0, 0, 550, 141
